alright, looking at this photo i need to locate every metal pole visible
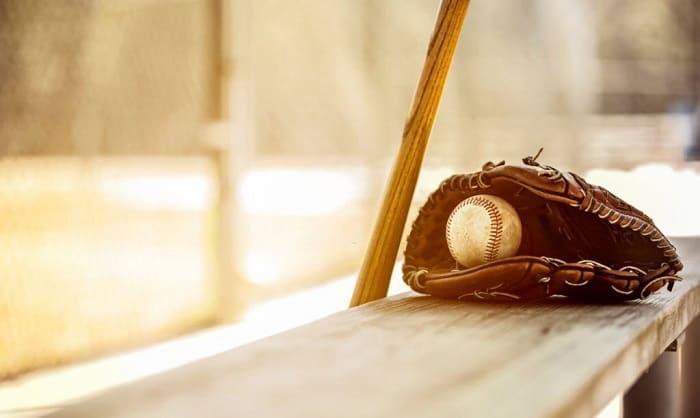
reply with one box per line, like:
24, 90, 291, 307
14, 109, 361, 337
681, 319, 700, 418
623, 351, 680, 418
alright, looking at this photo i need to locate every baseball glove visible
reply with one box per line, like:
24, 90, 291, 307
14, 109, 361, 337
403, 150, 683, 302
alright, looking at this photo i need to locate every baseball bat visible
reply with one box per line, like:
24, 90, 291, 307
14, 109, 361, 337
350, 0, 471, 307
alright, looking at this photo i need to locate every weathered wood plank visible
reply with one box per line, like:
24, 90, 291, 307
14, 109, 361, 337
48, 275, 700, 418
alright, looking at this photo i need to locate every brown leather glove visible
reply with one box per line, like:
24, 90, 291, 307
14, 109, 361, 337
403, 152, 683, 302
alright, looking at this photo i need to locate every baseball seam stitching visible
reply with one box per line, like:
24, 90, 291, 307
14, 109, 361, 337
447, 196, 504, 265
473, 197, 504, 262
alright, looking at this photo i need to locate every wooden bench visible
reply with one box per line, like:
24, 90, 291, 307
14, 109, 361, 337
47, 273, 699, 418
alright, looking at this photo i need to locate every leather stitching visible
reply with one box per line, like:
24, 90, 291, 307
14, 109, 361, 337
580, 194, 682, 271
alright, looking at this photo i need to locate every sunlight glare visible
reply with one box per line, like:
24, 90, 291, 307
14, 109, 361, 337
586, 164, 700, 237
101, 174, 214, 211
243, 252, 282, 285
239, 168, 367, 216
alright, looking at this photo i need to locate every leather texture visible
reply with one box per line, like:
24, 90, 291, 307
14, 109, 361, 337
403, 153, 683, 302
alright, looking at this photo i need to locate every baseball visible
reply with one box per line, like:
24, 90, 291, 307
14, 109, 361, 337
445, 194, 522, 268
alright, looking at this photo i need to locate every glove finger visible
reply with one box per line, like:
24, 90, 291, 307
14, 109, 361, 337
421, 256, 558, 301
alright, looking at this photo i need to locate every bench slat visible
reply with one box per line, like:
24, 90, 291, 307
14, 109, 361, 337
49, 275, 700, 418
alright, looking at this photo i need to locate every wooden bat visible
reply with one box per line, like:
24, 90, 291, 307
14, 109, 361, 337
351, 0, 471, 307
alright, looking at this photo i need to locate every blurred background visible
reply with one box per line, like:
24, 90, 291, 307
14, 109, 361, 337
1, 1, 699, 417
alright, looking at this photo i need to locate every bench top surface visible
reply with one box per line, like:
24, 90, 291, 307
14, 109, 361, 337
50, 271, 700, 418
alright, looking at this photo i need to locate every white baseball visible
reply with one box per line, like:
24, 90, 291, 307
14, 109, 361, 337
445, 194, 522, 268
